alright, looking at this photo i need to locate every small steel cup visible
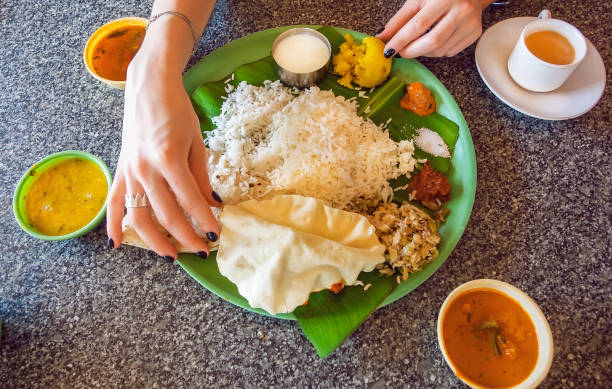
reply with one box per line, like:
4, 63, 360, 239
272, 28, 331, 88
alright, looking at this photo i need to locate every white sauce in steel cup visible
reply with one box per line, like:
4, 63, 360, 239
272, 28, 331, 88
273, 32, 330, 73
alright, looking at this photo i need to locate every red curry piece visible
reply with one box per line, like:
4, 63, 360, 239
329, 282, 344, 294
407, 162, 450, 206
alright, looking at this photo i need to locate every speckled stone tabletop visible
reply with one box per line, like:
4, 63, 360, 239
0, 0, 610, 387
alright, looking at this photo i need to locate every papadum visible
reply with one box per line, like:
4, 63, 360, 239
217, 194, 385, 314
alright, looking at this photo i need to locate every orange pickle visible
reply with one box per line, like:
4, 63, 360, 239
400, 81, 436, 116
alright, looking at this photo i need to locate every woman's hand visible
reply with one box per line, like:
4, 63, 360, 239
106, 55, 221, 260
377, 0, 492, 58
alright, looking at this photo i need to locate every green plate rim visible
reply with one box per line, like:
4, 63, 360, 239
180, 25, 476, 319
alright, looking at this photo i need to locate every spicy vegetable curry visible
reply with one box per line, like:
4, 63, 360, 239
441, 288, 538, 388
91, 24, 145, 81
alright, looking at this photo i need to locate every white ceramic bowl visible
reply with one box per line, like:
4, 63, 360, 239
437, 279, 554, 389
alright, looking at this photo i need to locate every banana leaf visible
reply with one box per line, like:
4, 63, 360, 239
189, 26, 460, 358
294, 271, 397, 358
360, 77, 459, 172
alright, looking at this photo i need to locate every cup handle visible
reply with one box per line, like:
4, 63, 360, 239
538, 9, 551, 19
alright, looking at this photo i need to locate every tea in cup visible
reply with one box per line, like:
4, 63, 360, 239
507, 10, 587, 92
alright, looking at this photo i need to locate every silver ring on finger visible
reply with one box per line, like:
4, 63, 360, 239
125, 193, 151, 208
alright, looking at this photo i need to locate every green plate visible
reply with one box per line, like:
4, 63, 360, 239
179, 26, 476, 320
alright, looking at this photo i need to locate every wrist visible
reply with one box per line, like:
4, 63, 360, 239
130, 44, 183, 78
126, 49, 182, 94
131, 15, 195, 75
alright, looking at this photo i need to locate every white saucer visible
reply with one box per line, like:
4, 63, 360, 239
475, 17, 606, 120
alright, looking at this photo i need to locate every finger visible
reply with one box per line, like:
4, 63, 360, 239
106, 159, 126, 249
376, 0, 421, 41
125, 172, 177, 259
421, 4, 483, 57
144, 173, 212, 256
426, 21, 481, 57
444, 25, 482, 57
189, 134, 222, 207
161, 159, 220, 239
397, 11, 458, 58
384, 1, 449, 58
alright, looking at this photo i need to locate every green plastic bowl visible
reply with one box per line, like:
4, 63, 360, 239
13, 150, 113, 241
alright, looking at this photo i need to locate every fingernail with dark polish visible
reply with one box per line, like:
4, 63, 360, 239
206, 232, 218, 242
212, 190, 222, 203
108, 238, 115, 249
384, 48, 396, 58
164, 255, 175, 263
394, 53, 401, 58
375, 27, 385, 35
196, 251, 208, 259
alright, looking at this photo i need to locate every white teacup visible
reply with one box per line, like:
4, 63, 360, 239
507, 10, 587, 92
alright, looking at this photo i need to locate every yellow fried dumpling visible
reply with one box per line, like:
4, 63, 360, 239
333, 34, 392, 89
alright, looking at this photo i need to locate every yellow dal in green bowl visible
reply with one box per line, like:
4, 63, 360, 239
13, 150, 112, 240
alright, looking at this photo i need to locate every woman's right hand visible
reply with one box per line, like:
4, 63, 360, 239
378, 0, 491, 58
106, 50, 222, 260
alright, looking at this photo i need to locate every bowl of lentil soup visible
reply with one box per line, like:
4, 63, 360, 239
13, 150, 112, 241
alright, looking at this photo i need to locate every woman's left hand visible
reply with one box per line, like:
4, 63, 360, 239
377, 0, 491, 58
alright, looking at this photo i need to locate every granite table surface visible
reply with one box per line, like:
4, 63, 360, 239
0, 0, 610, 387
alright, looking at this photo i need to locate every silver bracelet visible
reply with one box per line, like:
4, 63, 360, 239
147, 11, 197, 54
